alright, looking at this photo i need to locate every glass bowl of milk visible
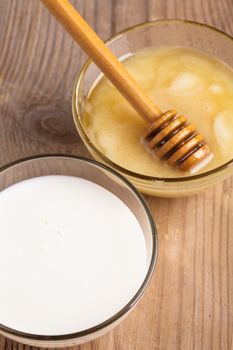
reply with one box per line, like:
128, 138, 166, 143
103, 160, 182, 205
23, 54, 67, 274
0, 155, 157, 347
73, 20, 233, 197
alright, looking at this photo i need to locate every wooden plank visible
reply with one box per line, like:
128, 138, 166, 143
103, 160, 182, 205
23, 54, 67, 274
0, 0, 233, 349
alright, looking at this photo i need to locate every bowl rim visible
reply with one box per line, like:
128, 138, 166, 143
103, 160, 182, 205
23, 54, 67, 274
0, 153, 158, 342
72, 19, 233, 183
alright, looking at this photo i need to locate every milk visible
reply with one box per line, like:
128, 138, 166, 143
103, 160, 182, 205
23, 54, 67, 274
0, 175, 147, 335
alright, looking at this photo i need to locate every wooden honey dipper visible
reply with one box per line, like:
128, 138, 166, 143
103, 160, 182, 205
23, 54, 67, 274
41, 0, 211, 172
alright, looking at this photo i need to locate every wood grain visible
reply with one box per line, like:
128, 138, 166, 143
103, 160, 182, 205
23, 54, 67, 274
0, 0, 233, 349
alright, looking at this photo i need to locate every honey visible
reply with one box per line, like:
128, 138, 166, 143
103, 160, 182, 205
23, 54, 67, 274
83, 47, 233, 177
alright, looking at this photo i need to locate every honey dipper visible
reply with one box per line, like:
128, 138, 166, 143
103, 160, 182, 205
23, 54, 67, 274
41, 0, 211, 172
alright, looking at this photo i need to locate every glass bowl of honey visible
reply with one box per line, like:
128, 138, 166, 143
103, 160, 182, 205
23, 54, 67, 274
72, 20, 233, 197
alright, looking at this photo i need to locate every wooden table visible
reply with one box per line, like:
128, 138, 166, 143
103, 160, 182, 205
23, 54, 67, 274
0, 0, 233, 349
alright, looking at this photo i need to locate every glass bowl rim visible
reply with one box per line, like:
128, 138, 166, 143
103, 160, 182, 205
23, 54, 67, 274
72, 19, 233, 183
0, 153, 158, 342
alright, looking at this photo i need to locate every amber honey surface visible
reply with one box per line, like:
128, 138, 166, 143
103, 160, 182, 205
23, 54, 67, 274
83, 47, 233, 177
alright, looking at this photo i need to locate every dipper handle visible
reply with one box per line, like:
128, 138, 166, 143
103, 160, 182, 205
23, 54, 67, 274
41, 0, 161, 123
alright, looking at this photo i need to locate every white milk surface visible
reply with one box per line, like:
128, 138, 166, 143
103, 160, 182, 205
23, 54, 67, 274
0, 175, 147, 335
